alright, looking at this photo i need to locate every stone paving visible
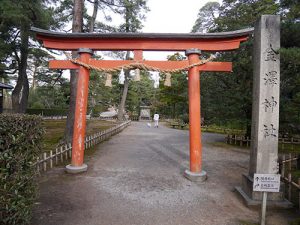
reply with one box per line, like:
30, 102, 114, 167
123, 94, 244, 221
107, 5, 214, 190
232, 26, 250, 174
32, 122, 295, 225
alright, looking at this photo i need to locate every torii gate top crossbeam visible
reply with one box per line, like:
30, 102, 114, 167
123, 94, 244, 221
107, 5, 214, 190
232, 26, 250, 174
31, 27, 253, 51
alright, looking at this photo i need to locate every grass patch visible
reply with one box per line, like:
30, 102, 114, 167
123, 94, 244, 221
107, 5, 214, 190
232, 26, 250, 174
290, 218, 300, 225
202, 125, 245, 135
291, 170, 300, 180
42, 119, 117, 152
279, 143, 300, 154
42, 120, 66, 151
208, 141, 233, 149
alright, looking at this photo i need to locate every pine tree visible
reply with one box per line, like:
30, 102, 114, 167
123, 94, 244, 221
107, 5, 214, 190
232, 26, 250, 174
116, 0, 149, 120
0, 0, 55, 113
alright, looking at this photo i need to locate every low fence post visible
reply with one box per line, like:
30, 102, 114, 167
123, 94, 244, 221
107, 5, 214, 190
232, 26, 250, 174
37, 156, 40, 173
68, 143, 72, 158
60, 146, 63, 163
281, 155, 285, 178
288, 172, 292, 202
65, 144, 68, 160
50, 150, 53, 169
297, 154, 300, 170
289, 153, 292, 172
55, 148, 58, 165
298, 178, 300, 211
43, 152, 47, 172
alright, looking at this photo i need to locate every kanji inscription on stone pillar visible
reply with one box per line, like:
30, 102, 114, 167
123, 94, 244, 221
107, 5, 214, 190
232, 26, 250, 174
249, 15, 280, 176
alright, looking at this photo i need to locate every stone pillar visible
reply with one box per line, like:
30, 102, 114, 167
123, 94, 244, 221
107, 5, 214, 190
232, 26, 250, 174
236, 15, 291, 207
66, 48, 93, 174
184, 49, 207, 182
249, 15, 280, 177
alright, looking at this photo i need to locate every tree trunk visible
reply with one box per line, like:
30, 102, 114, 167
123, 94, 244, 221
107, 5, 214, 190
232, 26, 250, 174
117, 51, 130, 120
64, 0, 84, 143
87, 0, 98, 114
12, 24, 30, 113
117, 70, 130, 120
89, 0, 98, 32
31, 62, 38, 92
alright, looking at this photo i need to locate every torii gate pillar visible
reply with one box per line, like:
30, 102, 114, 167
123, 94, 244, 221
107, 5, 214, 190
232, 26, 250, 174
66, 48, 93, 174
184, 49, 207, 182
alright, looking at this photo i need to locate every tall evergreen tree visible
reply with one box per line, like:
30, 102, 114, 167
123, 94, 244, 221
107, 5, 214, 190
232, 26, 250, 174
64, 0, 84, 142
115, 0, 148, 120
192, 1, 280, 135
279, 0, 300, 133
0, 0, 55, 113
192, 1, 220, 33
191, 0, 300, 135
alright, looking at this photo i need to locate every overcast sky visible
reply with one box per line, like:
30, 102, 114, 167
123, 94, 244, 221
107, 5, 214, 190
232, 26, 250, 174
142, 0, 219, 33
136, 0, 220, 59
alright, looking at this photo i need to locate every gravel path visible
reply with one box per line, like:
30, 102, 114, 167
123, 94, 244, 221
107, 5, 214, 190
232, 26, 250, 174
32, 122, 294, 225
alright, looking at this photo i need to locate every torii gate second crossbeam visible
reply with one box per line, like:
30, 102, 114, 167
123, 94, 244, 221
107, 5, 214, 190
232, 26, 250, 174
32, 27, 253, 181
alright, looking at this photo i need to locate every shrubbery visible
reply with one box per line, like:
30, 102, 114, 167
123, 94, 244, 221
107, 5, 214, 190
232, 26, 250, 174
0, 114, 44, 225
178, 113, 189, 124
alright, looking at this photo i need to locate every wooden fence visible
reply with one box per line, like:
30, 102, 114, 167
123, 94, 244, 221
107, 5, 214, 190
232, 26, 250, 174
201, 126, 244, 134
226, 135, 300, 149
36, 120, 131, 173
226, 135, 300, 208
279, 153, 300, 208
43, 116, 68, 120
97, 116, 139, 121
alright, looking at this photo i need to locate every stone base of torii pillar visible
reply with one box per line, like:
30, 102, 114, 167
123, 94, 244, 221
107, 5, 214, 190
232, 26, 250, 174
66, 164, 88, 174
235, 15, 292, 208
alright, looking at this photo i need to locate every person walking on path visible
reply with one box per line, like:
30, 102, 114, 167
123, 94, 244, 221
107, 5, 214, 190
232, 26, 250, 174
153, 113, 159, 128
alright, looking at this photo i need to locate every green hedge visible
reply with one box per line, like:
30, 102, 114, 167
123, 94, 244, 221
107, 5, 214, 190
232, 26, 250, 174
0, 114, 44, 225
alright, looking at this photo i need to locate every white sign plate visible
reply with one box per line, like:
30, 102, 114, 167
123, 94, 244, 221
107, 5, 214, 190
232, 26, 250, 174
253, 174, 280, 192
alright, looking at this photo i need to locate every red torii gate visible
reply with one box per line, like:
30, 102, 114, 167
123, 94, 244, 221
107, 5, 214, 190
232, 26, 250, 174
32, 27, 253, 181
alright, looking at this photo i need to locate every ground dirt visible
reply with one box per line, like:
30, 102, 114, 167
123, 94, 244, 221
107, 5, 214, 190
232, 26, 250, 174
32, 122, 299, 225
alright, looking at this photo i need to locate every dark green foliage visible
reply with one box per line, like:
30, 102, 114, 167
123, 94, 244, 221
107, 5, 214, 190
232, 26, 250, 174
0, 114, 44, 225
201, 42, 253, 135
28, 83, 70, 109
179, 113, 189, 124
191, 0, 300, 137
157, 72, 188, 118
156, 53, 188, 119
88, 70, 118, 115
192, 1, 220, 33
215, 0, 279, 31
117, 0, 149, 32
279, 47, 300, 134
0, 0, 60, 113
126, 71, 157, 114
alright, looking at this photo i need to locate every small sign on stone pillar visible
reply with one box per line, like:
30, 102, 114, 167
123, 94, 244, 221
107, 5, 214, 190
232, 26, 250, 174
236, 15, 291, 207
